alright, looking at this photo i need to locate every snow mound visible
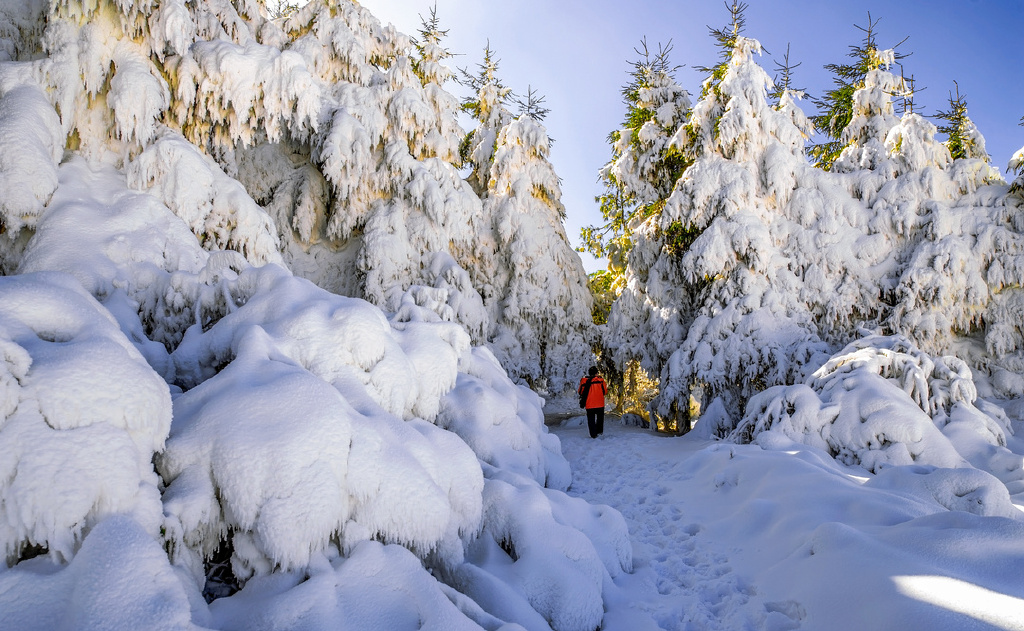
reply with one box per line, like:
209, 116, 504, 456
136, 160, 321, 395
447, 468, 631, 631
208, 541, 496, 631
657, 438, 1024, 631
732, 335, 1024, 501
159, 266, 484, 579
439, 346, 572, 491
0, 516, 201, 631
0, 273, 170, 564
864, 465, 1016, 518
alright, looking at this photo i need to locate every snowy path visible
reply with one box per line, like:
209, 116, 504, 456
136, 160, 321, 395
553, 418, 806, 631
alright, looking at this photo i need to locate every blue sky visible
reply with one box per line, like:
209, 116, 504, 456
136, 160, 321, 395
359, 0, 1024, 272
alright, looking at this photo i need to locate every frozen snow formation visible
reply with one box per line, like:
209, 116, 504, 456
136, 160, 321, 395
606, 30, 1024, 425
0, 1, 624, 630
732, 335, 1023, 515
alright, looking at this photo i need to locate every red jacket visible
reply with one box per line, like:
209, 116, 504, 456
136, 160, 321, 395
578, 375, 607, 409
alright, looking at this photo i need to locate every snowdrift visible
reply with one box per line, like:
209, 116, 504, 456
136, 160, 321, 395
731, 335, 1024, 511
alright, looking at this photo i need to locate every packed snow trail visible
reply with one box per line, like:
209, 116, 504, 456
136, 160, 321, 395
553, 419, 806, 631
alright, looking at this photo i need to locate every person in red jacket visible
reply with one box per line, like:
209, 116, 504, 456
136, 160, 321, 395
578, 366, 607, 438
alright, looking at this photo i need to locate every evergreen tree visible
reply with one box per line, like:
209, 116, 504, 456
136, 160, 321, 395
694, 0, 748, 102
460, 55, 594, 391
484, 109, 595, 392
607, 15, 837, 426
768, 44, 803, 104
810, 15, 908, 170
1010, 116, 1024, 195
515, 85, 551, 121
770, 45, 815, 141
583, 39, 690, 284
934, 83, 989, 162
459, 44, 514, 197
410, 3, 462, 163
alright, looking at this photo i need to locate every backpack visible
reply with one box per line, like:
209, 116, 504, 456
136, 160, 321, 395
579, 377, 594, 409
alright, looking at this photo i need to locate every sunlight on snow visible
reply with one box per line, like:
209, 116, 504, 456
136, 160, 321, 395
894, 575, 1024, 629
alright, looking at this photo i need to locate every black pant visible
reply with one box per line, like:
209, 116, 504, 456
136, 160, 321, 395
586, 407, 604, 438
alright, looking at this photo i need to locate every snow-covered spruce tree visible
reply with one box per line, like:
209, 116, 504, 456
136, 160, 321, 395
459, 44, 514, 198
810, 14, 909, 170
581, 40, 691, 412
483, 95, 595, 392
460, 49, 595, 392
583, 39, 691, 285
0, 2, 630, 630
935, 82, 989, 163
877, 101, 1024, 365
816, 37, 1024, 392
719, 28, 1024, 456
607, 6, 871, 426
1010, 117, 1024, 196
241, 2, 494, 338
410, 4, 462, 164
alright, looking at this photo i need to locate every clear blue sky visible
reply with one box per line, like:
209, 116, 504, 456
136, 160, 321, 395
359, 0, 1024, 272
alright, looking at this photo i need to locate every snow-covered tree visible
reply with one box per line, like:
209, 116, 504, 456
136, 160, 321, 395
608, 9, 854, 424
593, 5, 1024, 440
583, 39, 691, 282
410, 4, 462, 163
810, 15, 908, 170
458, 51, 594, 391
459, 43, 515, 197
935, 82, 990, 162
1010, 117, 1024, 196
483, 108, 595, 392
828, 47, 908, 175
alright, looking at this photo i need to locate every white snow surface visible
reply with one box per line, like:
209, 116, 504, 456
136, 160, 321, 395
555, 417, 1024, 631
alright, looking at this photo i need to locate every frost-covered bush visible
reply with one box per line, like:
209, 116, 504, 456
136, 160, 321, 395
0, 273, 171, 565
731, 336, 1024, 499
433, 347, 631, 631
863, 465, 1017, 518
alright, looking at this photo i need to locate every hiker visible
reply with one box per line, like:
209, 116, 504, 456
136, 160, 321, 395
578, 366, 607, 438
